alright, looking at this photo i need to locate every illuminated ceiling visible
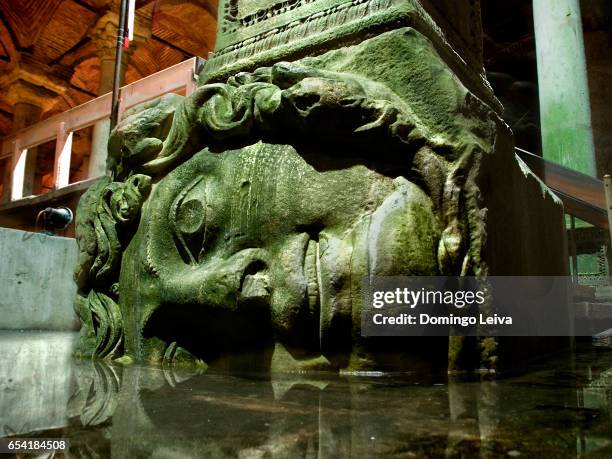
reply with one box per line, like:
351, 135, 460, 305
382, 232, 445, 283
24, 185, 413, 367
0, 0, 217, 135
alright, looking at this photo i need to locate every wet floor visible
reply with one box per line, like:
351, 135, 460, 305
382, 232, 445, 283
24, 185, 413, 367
2, 334, 612, 458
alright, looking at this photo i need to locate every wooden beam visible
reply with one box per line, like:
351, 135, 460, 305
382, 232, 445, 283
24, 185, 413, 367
516, 148, 608, 229
120, 58, 197, 108
152, 34, 192, 57
70, 0, 98, 13
0, 94, 112, 157
136, 0, 157, 8
70, 83, 98, 99
0, 58, 200, 205
0, 177, 101, 212
558, 191, 609, 230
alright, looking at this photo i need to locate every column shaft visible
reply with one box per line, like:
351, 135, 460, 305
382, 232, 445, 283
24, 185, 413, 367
533, 0, 596, 175
89, 58, 118, 178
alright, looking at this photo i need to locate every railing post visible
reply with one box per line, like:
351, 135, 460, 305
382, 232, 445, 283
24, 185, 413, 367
11, 140, 27, 201
605, 174, 612, 245
185, 66, 198, 96
53, 122, 73, 189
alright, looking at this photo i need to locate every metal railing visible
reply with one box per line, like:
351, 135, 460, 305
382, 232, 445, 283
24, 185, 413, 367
0, 57, 200, 206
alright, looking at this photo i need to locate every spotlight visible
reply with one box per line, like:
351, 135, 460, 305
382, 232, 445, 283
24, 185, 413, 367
36, 207, 74, 234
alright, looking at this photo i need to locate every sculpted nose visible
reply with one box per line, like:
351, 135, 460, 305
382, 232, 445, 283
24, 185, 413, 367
238, 252, 270, 303
159, 248, 270, 309
241, 271, 270, 302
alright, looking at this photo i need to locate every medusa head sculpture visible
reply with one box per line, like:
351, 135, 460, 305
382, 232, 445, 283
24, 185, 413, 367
74, 60, 492, 372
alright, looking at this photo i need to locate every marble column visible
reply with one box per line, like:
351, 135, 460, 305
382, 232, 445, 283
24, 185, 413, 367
0, 158, 11, 204
89, 12, 125, 178
13, 102, 43, 196
533, 0, 596, 176
3, 81, 51, 199
88, 7, 150, 178
0, 58, 71, 200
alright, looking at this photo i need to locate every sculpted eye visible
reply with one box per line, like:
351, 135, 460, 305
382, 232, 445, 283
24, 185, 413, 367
170, 177, 214, 264
176, 199, 205, 235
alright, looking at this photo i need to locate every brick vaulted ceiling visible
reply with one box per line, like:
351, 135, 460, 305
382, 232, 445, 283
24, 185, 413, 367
0, 0, 217, 135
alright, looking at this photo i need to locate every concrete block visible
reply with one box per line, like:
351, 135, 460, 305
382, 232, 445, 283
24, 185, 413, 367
0, 227, 79, 330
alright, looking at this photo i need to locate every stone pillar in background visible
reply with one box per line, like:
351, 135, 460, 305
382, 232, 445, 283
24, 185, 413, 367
89, 11, 126, 178
1, 158, 12, 204
533, 0, 596, 176
0, 54, 71, 201
88, 6, 151, 178
2, 80, 58, 198
0, 98, 42, 201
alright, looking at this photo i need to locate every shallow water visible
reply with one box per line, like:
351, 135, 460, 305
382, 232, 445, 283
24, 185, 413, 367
2, 333, 612, 458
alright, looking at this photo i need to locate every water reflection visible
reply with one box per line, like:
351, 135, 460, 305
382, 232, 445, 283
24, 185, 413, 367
50, 346, 612, 458
1, 334, 612, 457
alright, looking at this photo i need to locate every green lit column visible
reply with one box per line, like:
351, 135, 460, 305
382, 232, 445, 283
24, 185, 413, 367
533, 0, 596, 176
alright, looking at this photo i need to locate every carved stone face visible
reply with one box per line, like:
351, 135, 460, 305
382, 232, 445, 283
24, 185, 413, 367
76, 40, 494, 371
120, 142, 440, 370
74, 23, 566, 374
